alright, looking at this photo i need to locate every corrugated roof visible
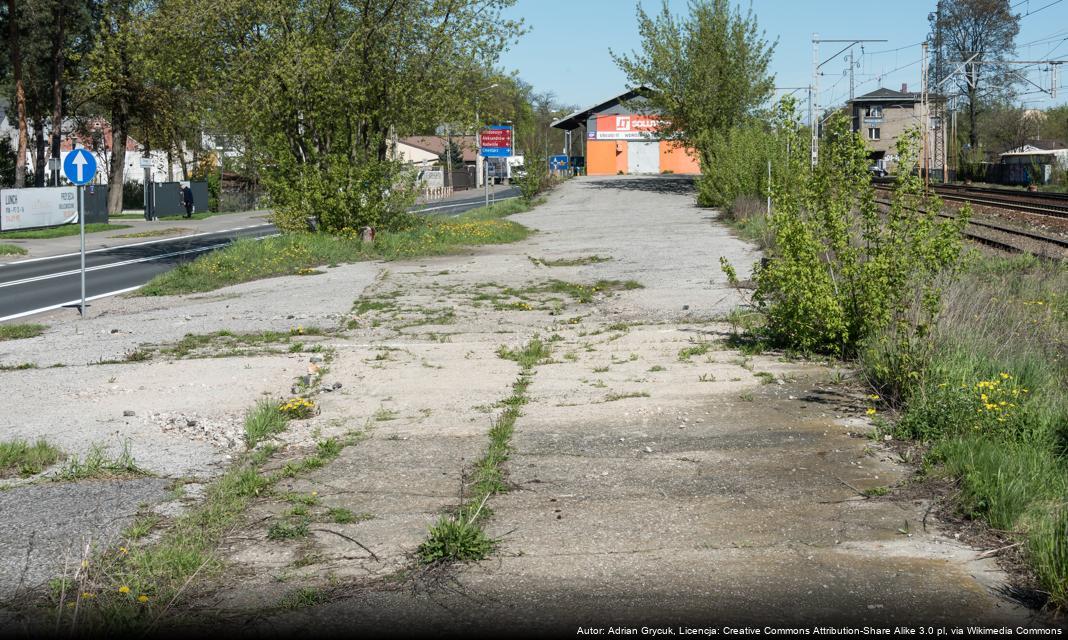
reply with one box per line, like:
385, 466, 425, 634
551, 87, 653, 130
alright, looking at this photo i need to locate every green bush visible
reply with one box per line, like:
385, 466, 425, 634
697, 122, 774, 209
518, 150, 549, 202
728, 115, 967, 391
268, 156, 417, 234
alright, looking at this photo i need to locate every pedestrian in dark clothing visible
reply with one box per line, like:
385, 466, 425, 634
181, 185, 194, 218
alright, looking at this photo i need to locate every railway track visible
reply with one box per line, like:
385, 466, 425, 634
872, 197, 1068, 260
873, 180, 1068, 219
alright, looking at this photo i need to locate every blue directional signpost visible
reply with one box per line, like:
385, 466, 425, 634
62, 149, 98, 316
480, 125, 513, 207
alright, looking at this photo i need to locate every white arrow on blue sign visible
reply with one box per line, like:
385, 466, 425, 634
63, 149, 98, 186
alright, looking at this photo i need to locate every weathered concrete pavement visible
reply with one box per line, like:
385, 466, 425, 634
201, 177, 1036, 632
0, 176, 1045, 634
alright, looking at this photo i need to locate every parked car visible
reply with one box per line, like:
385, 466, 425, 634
512, 165, 526, 179
869, 165, 889, 178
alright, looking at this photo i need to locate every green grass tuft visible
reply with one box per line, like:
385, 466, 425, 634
0, 243, 27, 255
56, 441, 145, 481
244, 399, 288, 449
496, 338, 551, 368
0, 438, 64, 477
0, 323, 46, 342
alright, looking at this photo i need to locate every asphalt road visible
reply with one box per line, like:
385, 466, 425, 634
0, 188, 519, 322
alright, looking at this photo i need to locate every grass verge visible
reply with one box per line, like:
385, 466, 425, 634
0, 438, 64, 477
0, 323, 46, 341
860, 253, 1068, 607
418, 338, 544, 563
0, 243, 27, 255
0, 223, 130, 240
137, 200, 536, 297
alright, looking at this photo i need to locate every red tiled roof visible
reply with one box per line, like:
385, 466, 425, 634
399, 135, 478, 162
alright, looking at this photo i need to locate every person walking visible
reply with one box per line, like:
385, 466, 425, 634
181, 184, 194, 218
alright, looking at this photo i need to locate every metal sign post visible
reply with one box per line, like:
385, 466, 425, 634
79, 186, 86, 315
62, 149, 98, 318
480, 126, 513, 209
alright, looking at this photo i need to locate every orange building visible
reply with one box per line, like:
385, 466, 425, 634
550, 88, 701, 176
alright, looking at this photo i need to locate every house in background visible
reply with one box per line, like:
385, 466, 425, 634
1, 100, 180, 186
999, 139, 1068, 184
389, 135, 479, 189
847, 86, 945, 176
550, 88, 701, 176
390, 135, 478, 167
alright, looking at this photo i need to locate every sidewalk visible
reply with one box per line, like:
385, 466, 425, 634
414, 182, 516, 205
0, 209, 273, 263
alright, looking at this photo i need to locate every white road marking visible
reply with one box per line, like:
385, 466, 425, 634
1, 223, 276, 266
0, 286, 143, 322
0, 243, 229, 289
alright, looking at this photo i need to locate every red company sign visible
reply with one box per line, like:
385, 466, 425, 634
592, 114, 665, 140
480, 128, 512, 148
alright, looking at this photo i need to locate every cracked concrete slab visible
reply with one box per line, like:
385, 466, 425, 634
1, 176, 1052, 632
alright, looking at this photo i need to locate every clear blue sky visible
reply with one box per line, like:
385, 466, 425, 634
498, 0, 1068, 111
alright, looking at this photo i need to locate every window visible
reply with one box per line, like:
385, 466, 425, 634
865, 106, 883, 118
868, 128, 881, 140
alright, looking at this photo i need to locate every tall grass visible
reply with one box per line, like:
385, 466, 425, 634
862, 253, 1068, 606
0, 438, 64, 477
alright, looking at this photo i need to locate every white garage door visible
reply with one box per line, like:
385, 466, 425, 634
627, 141, 659, 174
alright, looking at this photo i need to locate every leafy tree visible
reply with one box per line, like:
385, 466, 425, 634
612, 0, 775, 187
0, 136, 16, 186
3, 0, 30, 187
78, 1, 159, 212
167, 0, 523, 232
438, 140, 465, 169
932, 0, 1020, 151
9, 0, 98, 186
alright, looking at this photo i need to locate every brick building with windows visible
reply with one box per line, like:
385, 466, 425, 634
847, 86, 944, 174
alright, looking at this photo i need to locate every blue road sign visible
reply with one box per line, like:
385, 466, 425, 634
63, 149, 97, 186
549, 154, 569, 170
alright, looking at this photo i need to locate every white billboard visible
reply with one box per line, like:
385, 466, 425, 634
0, 187, 78, 231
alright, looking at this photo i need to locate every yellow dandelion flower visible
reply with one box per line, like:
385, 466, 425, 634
119, 547, 128, 554
138, 594, 149, 603
866, 408, 877, 416
118, 586, 130, 594
81, 592, 94, 599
